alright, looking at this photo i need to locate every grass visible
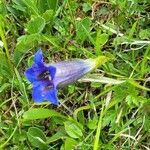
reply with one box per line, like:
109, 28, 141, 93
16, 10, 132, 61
0, 0, 150, 149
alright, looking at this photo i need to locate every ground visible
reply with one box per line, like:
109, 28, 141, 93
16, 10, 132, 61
0, 0, 150, 149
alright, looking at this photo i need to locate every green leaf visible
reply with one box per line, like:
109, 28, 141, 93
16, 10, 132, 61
0, 51, 12, 78
102, 110, 117, 128
47, 0, 58, 11
95, 31, 109, 54
64, 137, 78, 150
27, 127, 48, 149
76, 17, 92, 43
126, 95, 140, 107
26, 16, 46, 34
23, 108, 66, 120
87, 118, 98, 130
127, 79, 150, 92
139, 29, 150, 40
13, 33, 60, 64
22, 0, 39, 15
64, 121, 83, 139
15, 68, 29, 105
80, 75, 125, 85
128, 21, 137, 39
47, 127, 67, 143
12, 0, 26, 12
140, 45, 150, 77
41, 34, 60, 48
144, 116, 150, 131
0, 83, 10, 93
13, 33, 41, 64
0, 2, 7, 15
42, 9, 54, 23
0, 83, 11, 93
82, 3, 91, 13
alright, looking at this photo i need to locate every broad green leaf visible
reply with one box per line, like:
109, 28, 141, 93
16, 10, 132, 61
23, 108, 66, 120
26, 16, 46, 34
76, 17, 92, 43
95, 31, 109, 54
41, 34, 60, 48
16, 33, 41, 50
12, 0, 26, 12
37, 0, 58, 15
47, 127, 67, 143
42, 9, 54, 23
14, 33, 60, 64
64, 121, 83, 139
0, 2, 7, 15
13, 33, 42, 64
36, 0, 55, 14
27, 127, 48, 149
64, 138, 78, 150
47, 0, 58, 11
87, 118, 98, 130
22, 0, 39, 15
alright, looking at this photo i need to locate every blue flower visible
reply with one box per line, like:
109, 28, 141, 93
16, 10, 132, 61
25, 49, 108, 105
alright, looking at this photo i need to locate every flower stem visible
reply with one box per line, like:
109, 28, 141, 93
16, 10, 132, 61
93, 103, 105, 150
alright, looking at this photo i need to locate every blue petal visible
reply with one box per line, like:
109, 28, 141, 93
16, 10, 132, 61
32, 82, 45, 103
32, 81, 58, 105
47, 65, 56, 79
25, 67, 37, 83
44, 89, 58, 105
51, 60, 93, 87
34, 49, 43, 65
25, 66, 47, 83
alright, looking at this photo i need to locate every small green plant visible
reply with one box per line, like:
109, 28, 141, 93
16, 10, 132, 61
0, 0, 150, 149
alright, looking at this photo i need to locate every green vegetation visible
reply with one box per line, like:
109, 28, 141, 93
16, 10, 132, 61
0, 0, 150, 149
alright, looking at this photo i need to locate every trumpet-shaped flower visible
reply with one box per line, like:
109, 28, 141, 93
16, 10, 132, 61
25, 49, 108, 105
